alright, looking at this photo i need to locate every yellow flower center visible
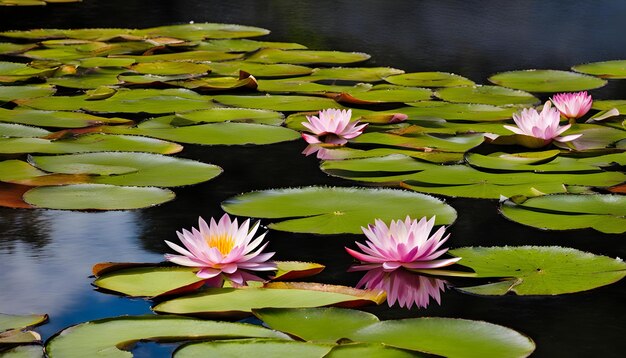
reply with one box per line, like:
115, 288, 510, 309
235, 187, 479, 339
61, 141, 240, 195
205, 234, 235, 255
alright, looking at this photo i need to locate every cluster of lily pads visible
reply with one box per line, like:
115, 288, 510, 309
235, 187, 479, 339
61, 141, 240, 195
1, 22, 625, 357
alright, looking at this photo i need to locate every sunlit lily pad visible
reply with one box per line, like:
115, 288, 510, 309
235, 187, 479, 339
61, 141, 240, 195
321, 155, 438, 180
247, 49, 371, 65
337, 85, 432, 104
0, 61, 56, 82
0, 159, 87, 186
0, 330, 41, 345
0, 85, 55, 103
222, 186, 456, 234
195, 39, 307, 52
499, 194, 626, 234
572, 60, 626, 79
47, 68, 125, 89
212, 95, 344, 111
102, 122, 300, 145
254, 307, 379, 343
0, 108, 131, 128
488, 70, 607, 92
552, 124, 626, 151
0, 314, 48, 332
129, 62, 212, 75
403, 101, 516, 121
325, 343, 422, 358
0, 42, 36, 54
0, 344, 44, 357
256, 79, 370, 95
352, 132, 484, 152
451, 246, 626, 295
310, 146, 463, 163
309, 67, 404, 82
347, 317, 535, 358
153, 282, 386, 317
78, 57, 136, 68
0, 134, 182, 154
207, 61, 313, 77
23, 184, 175, 210
134, 23, 271, 40
169, 108, 283, 126
113, 50, 244, 63
435, 85, 539, 106
384, 72, 474, 87
29, 152, 222, 187
174, 339, 333, 358
465, 152, 602, 173
44, 315, 287, 358
0, 123, 50, 138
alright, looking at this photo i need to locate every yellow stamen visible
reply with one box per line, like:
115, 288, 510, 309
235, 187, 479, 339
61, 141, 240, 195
205, 234, 235, 255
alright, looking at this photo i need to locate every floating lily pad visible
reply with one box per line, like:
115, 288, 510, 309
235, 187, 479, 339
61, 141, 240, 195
347, 317, 535, 358
326, 343, 422, 358
153, 283, 385, 317
338, 85, 432, 104
0, 108, 131, 128
23, 184, 175, 210
0, 85, 55, 103
257, 79, 371, 95
572, 60, 626, 79
212, 95, 344, 111
0, 42, 36, 54
499, 194, 626, 234
168, 108, 284, 126
47, 68, 125, 89
0, 330, 41, 344
488, 70, 607, 92
0, 344, 44, 357
592, 99, 626, 112
309, 67, 405, 82
222, 186, 456, 234
552, 124, 626, 151
0, 123, 50, 138
78, 57, 136, 68
174, 339, 333, 358
167, 75, 258, 91
195, 39, 307, 52
0, 159, 87, 186
44, 315, 287, 358
129, 62, 212, 75
0, 134, 182, 154
321, 155, 438, 180
134, 23, 271, 40
0, 314, 48, 332
465, 152, 602, 173
29, 152, 222, 187
247, 49, 371, 65
451, 246, 626, 295
254, 307, 379, 343
384, 72, 474, 87
435, 85, 539, 106
0, 62, 56, 82
114, 50, 244, 63
207, 61, 313, 77
403, 101, 516, 121
310, 146, 463, 163
102, 122, 300, 145
352, 132, 484, 153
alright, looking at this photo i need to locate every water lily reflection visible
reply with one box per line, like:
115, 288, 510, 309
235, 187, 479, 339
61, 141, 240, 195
164, 214, 276, 287
301, 108, 367, 156
351, 266, 446, 309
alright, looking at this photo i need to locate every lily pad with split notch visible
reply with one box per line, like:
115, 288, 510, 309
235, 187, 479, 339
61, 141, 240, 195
499, 194, 626, 234
23, 184, 175, 210
450, 246, 626, 295
222, 186, 456, 234
488, 70, 607, 92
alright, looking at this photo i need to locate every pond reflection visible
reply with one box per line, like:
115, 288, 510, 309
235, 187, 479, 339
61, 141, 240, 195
351, 266, 446, 309
0, 210, 160, 315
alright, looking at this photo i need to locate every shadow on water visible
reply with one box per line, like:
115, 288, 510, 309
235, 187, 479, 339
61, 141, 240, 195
0, 0, 625, 356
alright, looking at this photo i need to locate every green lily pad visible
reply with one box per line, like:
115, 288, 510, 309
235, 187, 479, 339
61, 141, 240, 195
222, 186, 456, 234
0, 314, 48, 332
254, 307, 379, 343
23, 184, 175, 210
552, 123, 626, 151
499, 194, 626, 234
325, 343, 423, 358
47, 68, 125, 89
308, 67, 405, 82
0, 42, 36, 55
94, 266, 204, 297
247, 49, 371, 65
0, 134, 182, 154
403, 101, 516, 121
113, 50, 244, 63
78, 57, 136, 68
207, 61, 313, 77
168, 108, 284, 126
153, 282, 385, 317
17, 88, 214, 114
338, 85, 432, 104
451, 246, 626, 295
0, 85, 55, 103
0, 330, 41, 344
257, 79, 371, 95
129, 62, 212, 75
352, 132, 484, 153
174, 339, 333, 358
0, 345, 44, 357
310, 146, 463, 163
0, 159, 87, 186
321, 155, 438, 180
195, 39, 307, 52
212, 95, 344, 111
134, 23, 271, 40
465, 152, 602, 173
29, 152, 222, 187
435, 85, 538, 106
592, 99, 626, 112
488, 70, 607, 92
0, 123, 50, 138
572, 60, 626, 79
102, 122, 300, 145
44, 315, 287, 358
384, 72, 474, 87
347, 317, 535, 358
0, 61, 56, 82
0, 108, 132, 128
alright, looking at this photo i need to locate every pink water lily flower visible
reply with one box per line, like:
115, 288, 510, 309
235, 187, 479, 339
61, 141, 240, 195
504, 101, 582, 144
345, 216, 460, 271
351, 266, 446, 309
164, 214, 276, 286
551, 91, 592, 121
301, 108, 367, 147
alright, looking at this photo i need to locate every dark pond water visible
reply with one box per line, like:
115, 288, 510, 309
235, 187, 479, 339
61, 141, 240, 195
0, 0, 625, 356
